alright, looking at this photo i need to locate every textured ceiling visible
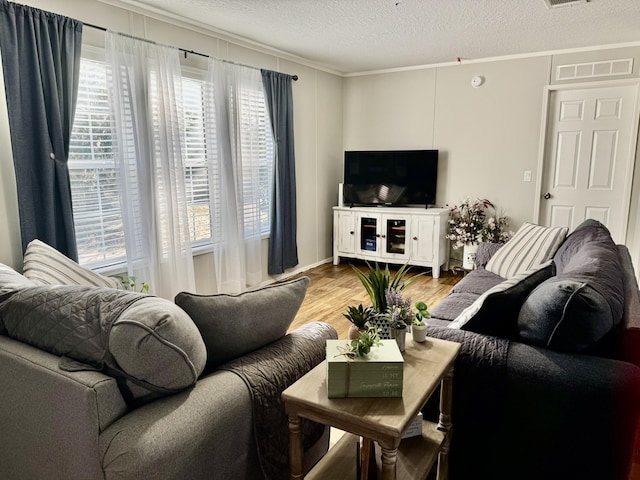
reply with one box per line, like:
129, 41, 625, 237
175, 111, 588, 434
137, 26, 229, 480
126, 0, 640, 73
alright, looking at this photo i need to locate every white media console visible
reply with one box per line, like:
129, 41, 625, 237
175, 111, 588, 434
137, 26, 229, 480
333, 205, 450, 278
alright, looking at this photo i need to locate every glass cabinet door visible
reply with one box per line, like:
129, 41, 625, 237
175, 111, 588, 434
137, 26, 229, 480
385, 218, 407, 255
360, 216, 378, 252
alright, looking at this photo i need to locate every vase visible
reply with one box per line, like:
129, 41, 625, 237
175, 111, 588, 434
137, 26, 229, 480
393, 326, 407, 352
411, 324, 428, 343
348, 325, 366, 340
368, 314, 392, 339
462, 242, 479, 270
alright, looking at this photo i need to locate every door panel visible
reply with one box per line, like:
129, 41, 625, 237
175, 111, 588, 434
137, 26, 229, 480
541, 84, 639, 243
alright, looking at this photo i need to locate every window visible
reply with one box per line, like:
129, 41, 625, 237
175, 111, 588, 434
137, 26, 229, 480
68, 58, 125, 268
182, 76, 216, 245
68, 56, 274, 269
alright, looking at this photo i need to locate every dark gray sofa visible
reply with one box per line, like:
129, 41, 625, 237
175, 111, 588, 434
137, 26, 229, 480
423, 220, 640, 480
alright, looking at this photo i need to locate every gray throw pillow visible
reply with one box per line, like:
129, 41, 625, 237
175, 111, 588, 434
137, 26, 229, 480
449, 261, 554, 337
517, 219, 624, 353
1, 286, 206, 402
517, 278, 616, 353
175, 276, 310, 369
110, 297, 207, 394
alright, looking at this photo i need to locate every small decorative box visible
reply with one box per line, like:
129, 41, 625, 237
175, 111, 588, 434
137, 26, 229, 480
326, 339, 404, 398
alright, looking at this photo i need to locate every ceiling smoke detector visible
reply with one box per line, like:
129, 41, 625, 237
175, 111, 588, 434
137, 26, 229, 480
543, 0, 588, 8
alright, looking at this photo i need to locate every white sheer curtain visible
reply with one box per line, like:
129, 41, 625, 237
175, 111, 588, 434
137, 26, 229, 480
204, 59, 268, 293
106, 31, 196, 299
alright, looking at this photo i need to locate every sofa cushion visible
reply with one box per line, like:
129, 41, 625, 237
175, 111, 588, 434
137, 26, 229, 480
450, 269, 505, 295
175, 276, 310, 369
0, 286, 206, 402
23, 239, 124, 289
485, 223, 567, 279
517, 220, 624, 353
430, 292, 482, 322
449, 261, 554, 337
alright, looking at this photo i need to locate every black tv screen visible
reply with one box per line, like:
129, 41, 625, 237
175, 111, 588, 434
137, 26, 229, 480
343, 150, 438, 207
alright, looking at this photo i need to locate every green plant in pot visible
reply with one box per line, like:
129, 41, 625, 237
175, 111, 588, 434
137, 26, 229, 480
412, 301, 430, 343
349, 326, 382, 357
343, 304, 374, 340
113, 274, 150, 293
351, 261, 422, 313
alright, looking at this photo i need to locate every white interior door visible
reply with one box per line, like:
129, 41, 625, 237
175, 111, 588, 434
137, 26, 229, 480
540, 83, 639, 243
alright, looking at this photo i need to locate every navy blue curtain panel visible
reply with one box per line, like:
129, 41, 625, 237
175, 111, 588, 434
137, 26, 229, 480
0, 1, 82, 260
261, 69, 298, 275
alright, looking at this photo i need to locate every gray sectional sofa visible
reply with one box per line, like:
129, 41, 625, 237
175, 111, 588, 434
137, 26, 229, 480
0, 248, 337, 480
423, 220, 640, 480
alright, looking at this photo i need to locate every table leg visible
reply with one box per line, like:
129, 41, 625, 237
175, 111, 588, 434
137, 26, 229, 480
288, 414, 303, 480
360, 437, 373, 480
437, 366, 454, 480
379, 443, 398, 480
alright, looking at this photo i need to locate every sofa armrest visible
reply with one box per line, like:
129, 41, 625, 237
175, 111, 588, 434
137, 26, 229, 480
504, 341, 640, 480
0, 335, 128, 480
99, 321, 337, 480
424, 326, 640, 480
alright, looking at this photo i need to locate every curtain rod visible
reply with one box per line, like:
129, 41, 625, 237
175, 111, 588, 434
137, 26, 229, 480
83, 21, 298, 81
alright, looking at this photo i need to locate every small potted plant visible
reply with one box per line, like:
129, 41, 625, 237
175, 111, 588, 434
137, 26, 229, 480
348, 326, 382, 357
412, 301, 430, 343
343, 304, 374, 340
381, 289, 414, 351
351, 261, 423, 339
114, 274, 150, 293
351, 261, 421, 314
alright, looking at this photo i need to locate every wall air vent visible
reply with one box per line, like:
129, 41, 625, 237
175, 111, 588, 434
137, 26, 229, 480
544, 0, 588, 8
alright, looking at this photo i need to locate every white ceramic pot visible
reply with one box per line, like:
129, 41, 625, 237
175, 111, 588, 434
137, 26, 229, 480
393, 326, 407, 352
412, 324, 428, 343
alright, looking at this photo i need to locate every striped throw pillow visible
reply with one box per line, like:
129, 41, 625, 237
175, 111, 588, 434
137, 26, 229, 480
485, 223, 568, 279
23, 239, 124, 289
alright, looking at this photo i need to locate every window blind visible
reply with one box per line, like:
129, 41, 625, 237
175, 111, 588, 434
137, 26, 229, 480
68, 56, 274, 269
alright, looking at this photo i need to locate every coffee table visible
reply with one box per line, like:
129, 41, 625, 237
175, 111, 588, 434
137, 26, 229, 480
282, 335, 460, 480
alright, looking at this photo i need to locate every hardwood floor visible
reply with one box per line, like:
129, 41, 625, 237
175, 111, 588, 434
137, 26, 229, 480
289, 260, 460, 339
288, 260, 640, 479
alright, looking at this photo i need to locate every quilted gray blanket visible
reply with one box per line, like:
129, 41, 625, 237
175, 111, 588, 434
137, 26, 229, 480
424, 326, 510, 474
0, 285, 144, 374
219, 322, 337, 480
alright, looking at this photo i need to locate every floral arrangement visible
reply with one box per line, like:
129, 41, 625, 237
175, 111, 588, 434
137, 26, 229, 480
446, 198, 513, 249
383, 289, 414, 329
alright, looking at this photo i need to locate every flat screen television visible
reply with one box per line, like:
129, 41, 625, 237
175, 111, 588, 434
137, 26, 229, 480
343, 150, 438, 207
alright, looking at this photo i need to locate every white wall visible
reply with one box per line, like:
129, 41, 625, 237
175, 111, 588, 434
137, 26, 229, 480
343, 54, 640, 253
343, 57, 550, 227
0, 0, 344, 291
